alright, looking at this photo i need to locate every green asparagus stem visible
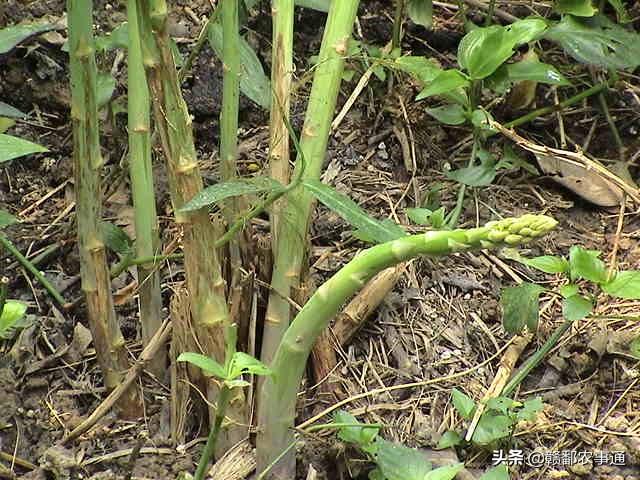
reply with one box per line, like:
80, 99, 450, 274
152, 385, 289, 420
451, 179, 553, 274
127, 0, 165, 376
67, 0, 139, 415
262, 0, 361, 382
257, 214, 558, 478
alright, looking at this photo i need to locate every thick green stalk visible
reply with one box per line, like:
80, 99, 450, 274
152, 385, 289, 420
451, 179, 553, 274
220, 0, 240, 186
257, 215, 558, 478
262, 0, 361, 374
268, 0, 294, 253
127, 0, 165, 377
138, 0, 243, 450
67, 0, 138, 415
193, 385, 231, 480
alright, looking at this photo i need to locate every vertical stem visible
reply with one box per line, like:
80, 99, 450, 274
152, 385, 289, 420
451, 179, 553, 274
262, 0, 361, 370
138, 0, 244, 449
127, 0, 165, 377
268, 0, 294, 253
193, 385, 231, 480
67, 0, 138, 415
392, 0, 404, 50
220, 0, 240, 186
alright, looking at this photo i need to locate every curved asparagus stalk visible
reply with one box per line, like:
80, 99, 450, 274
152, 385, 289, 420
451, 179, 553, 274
257, 214, 558, 478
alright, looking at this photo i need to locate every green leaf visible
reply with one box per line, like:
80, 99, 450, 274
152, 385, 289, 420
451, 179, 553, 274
486, 397, 519, 415
373, 438, 432, 480
545, 15, 640, 70
472, 412, 512, 445
0, 133, 48, 164
516, 397, 543, 421
424, 463, 464, 480
334, 410, 380, 447
501, 282, 545, 333
451, 388, 476, 419
416, 69, 469, 100
523, 255, 569, 274
504, 18, 549, 45
406, 208, 434, 225
395, 56, 443, 83
101, 222, 134, 257
295, 0, 331, 11
562, 294, 593, 321
470, 109, 497, 134
559, 284, 579, 298
425, 104, 467, 125
480, 465, 510, 480
436, 430, 462, 449
607, 0, 631, 23
0, 22, 55, 54
177, 352, 227, 379
446, 164, 497, 187
303, 179, 406, 244
0, 102, 25, 119
407, 0, 433, 29
429, 207, 446, 229
568, 246, 607, 283
458, 26, 515, 79
555, 0, 597, 16
506, 58, 571, 86
228, 351, 272, 379
499, 145, 538, 175
95, 22, 129, 52
97, 72, 116, 108
224, 378, 252, 389
0, 300, 29, 340
0, 210, 18, 229
208, 22, 271, 109
630, 336, 640, 359
601, 271, 640, 299
181, 177, 284, 212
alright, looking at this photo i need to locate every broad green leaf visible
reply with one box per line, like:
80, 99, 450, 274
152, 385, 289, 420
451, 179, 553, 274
424, 463, 464, 480
516, 397, 543, 421
562, 294, 593, 321
406, 207, 438, 225
559, 284, 579, 298
416, 69, 469, 100
0, 118, 16, 134
228, 351, 272, 378
506, 59, 570, 86
446, 164, 497, 187
0, 210, 18, 229
181, 177, 284, 212
458, 26, 515, 79
425, 104, 467, 125
334, 410, 380, 447
97, 72, 116, 108
601, 271, 640, 299
480, 465, 510, 480
208, 23, 271, 109
451, 388, 476, 419
0, 133, 48, 164
101, 222, 134, 257
472, 412, 512, 445
630, 336, 640, 359
0, 102, 25, 119
608, 0, 631, 23
0, 22, 55, 54
0, 300, 29, 340
568, 246, 607, 283
555, 0, 597, 16
303, 179, 406, 244
373, 438, 432, 480
407, 0, 433, 29
177, 352, 227, 379
501, 282, 545, 333
395, 56, 443, 83
545, 15, 640, 69
429, 207, 446, 229
523, 255, 569, 274
504, 18, 549, 45
436, 430, 462, 449
369, 469, 385, 480
95, 22, 129, 52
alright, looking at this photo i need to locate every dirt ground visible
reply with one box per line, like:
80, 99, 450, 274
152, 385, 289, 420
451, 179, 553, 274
1, 1, 640, 479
